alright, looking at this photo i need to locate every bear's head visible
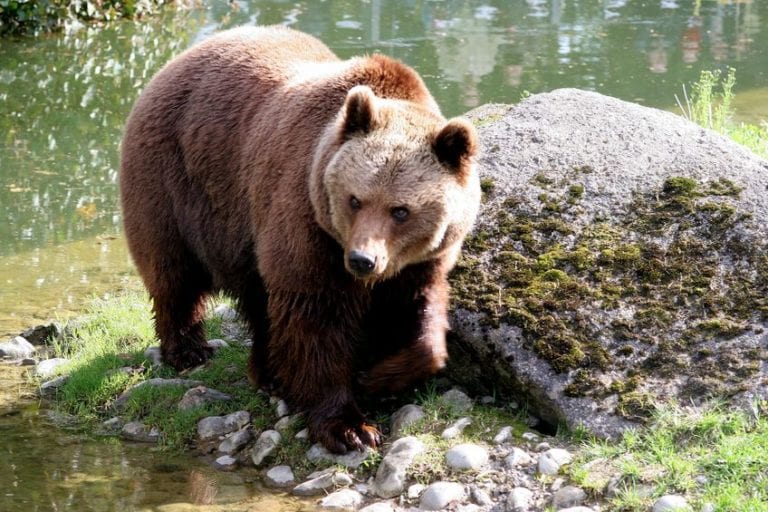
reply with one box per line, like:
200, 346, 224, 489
311, 85, 481, 283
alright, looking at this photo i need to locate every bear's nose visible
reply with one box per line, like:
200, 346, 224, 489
348, 250, 376, 275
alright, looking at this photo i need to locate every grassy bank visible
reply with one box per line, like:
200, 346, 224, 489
37, 292, 768, 510
39, 291, 527, 482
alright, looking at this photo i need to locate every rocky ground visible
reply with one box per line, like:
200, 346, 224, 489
2, 312, 702, 512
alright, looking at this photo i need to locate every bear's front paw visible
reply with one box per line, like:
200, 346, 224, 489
163, 342, 215, 371
313, 417, 382, 454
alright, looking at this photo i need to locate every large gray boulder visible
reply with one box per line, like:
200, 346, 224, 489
449, 89, 768, 437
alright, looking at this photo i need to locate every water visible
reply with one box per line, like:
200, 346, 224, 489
0, 1, 766, 509
1, 0, 767, 336
0, 365, 313, 511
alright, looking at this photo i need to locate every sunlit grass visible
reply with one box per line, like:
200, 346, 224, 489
43, 290, 273, 451
677, 68, 768, 159
570, 402, 768, 511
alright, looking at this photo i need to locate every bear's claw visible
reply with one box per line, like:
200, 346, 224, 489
315, 417, 382, 454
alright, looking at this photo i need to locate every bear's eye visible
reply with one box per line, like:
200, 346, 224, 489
391, 206, 410, 223
350, 196, 362, 211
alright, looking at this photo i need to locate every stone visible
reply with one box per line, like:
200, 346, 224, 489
292, 469, 351, 496
445, 443, 489, 470
505, 447, 534, 467
469, 485, 493, 506
494, 425, 513, 444
373, 436, 425, 498
21, 323, 60, 345
407, 483, 426, 499
212, 303, 238, 321
295, 428, 309, 439
178, 385, 232, 410
390, 404, 425, 437
441, 417, 472, 439
0, 336, 36, 359
306, 442, 372, 468
113, 378, 203, 409
441, 388, 473, 413
143, 346, 162, 366
39, 375, 68, 397
217, 426, 253, 454
419, 481, 466, 511
265, 465, 295, 488
552, 486, 587, 509
359, 503, 395, 512
558, 508, 596, 512
318, 489, 364, 510
251, 430, 281, 467
535, 442, 551, 451
274, 413, 300, 431
452, 91, 768, 439
276, 399, 290, 417
101, 416, 124, 432
197, 411, 250, 441
521, 432, 539, 442
701, 503, 715, 512
20, 358, 36, 366
507, 487, 534, 511
652, 495, 692, 512
206, 338, 229, 350
537, 448, 573, 475
214, 455, 237, 471
121, 421, 161, 443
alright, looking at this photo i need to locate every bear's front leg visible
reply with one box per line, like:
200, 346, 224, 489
361, 260, 450, 395
267, 289, 381, 454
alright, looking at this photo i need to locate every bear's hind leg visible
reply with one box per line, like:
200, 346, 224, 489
237, 276, 273, 390
148, 251, 214, 371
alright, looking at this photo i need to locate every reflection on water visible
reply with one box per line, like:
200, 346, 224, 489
0, 365, 311, 512
0, 235, 139, 337
0, 0, 767, 332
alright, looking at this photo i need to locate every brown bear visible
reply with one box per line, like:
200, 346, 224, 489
120, 25, 480, 453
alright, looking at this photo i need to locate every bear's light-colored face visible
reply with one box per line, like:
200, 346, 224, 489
318, 86, 480, 283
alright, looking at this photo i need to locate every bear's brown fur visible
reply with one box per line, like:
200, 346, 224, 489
120, 26, 480, 453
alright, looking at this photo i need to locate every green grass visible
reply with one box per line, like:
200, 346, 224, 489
43, 290, 274, 451
570, 402, 768, 511
676, 68, 768, 159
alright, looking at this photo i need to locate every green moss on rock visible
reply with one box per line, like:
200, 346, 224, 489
453, 174, 766, 414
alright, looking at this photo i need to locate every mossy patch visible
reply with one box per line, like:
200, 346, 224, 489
452, 175, 767, 415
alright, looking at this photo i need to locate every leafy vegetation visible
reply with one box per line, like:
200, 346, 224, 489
570, 402, 768, 511
0, 0, 172, 36
676, 68, 768, 159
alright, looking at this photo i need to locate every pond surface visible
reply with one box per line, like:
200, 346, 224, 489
1, 0, 767, 336
0, 365, 312, 511
0, 1, 766, 509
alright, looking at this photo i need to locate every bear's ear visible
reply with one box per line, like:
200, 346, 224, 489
340, 86, 379, 140
432, 118, 477, 176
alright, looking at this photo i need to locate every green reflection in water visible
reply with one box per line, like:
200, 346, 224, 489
1, 0, 767, 332
0, 365, 312, 512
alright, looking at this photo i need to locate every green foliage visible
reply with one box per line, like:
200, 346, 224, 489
0, 0, 172, 36
677, 68, 768, 159
44, 291, 273, 451
570, 402, 768, 511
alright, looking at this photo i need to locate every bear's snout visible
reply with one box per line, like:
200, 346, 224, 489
347, 250, 376, 276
